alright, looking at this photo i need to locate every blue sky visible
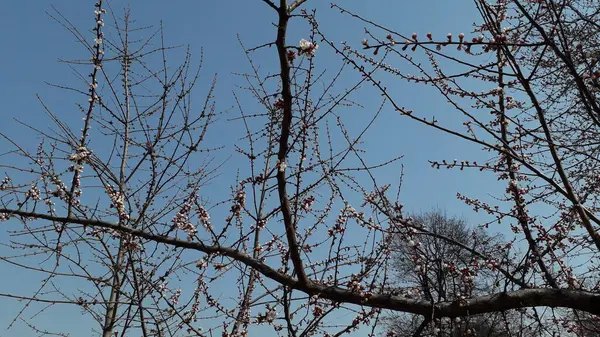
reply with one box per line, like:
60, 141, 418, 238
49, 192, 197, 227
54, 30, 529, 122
0, 1, 514, 335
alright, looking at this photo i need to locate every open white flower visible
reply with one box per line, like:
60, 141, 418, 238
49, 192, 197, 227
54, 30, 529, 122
266, 308, 277, 322
278, 161, 288, 173
299, 39, 312, 49
299, 39, 318, 57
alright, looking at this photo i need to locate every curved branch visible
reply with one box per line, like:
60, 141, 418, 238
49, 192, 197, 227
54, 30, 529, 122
2, 209, 600, 319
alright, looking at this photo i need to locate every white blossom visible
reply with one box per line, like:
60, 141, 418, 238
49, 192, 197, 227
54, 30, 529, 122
266, 308, 277, 323
68, 146, 92, 162
278, 161, 287, 173
299, 39, 318, 57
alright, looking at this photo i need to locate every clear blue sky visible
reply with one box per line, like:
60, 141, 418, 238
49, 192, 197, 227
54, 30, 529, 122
0, 1, 511, 335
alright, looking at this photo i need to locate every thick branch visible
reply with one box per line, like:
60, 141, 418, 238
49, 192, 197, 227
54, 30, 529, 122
274, 1, 308, 284
261, 0, 279, 11
2, 209, 600, 318
288, 0, 308, 13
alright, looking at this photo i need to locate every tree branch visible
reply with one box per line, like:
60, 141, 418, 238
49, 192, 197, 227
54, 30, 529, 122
288, 0, 308, 13
2, 209, 600, 318
274, 0, 308, 284
261, 0, 279, 12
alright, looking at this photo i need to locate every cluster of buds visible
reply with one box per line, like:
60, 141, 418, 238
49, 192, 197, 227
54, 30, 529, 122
183, 281, 203, 325
329, 202, 367, 236
347, 276, 364, 293
105, 185, 128, 221
506, 178, 528, 200
505, 96, 521, 110
483, 34, 507, 52
252, 173, 265, 185
349, 308, 379, 331
485, 259, 498, 269
329, 211, 348, 236
87, 227, 105, 238
583, 71, 600, 81
213, 263, 227, 271
562, 320, 584, 334
49, 175, 69, 201
93, 3, 106, 48
44, 196, 55, 211
362, 191, 378, 206
565, 274, 579, 288
406, 239, 421, 248
68, 146, 92, 162
443, 262, 458, 273
489, 87, 504, 96
169, 288, 182, 306
197, 205, 211, 225
88, 2, 105, 106
261, 235, 278, 253
309, 295, 324, 317
274, 98, 285, 110
312, 304, 324, 317
385, 34, 396, 46
286, 50, 296, 63
172, 198, 197, 240
457, 192, 501, 219
68, 162, 85, 174
346, 274, 372, 300
403, 287, 422, 299
302, 196, 315, 212
408, 31, 483, 53
228, 189, 246, 221
460, 266, 477, 283
256, 304, 277, 324
0, 177, 11, 191
25, 186, 41, 201
250, 218, 267, 231
122, 234, 141, 251
235, 190, 246, 207
196, 258, 208, 269
74, 0, 104, 198
430, 159, 488, 171
362, 184, 391, 208
471, 35, 485, 44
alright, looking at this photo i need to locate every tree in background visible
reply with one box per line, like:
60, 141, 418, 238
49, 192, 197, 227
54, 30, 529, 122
1, 0, 600, 336
387, 210, 513, 337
